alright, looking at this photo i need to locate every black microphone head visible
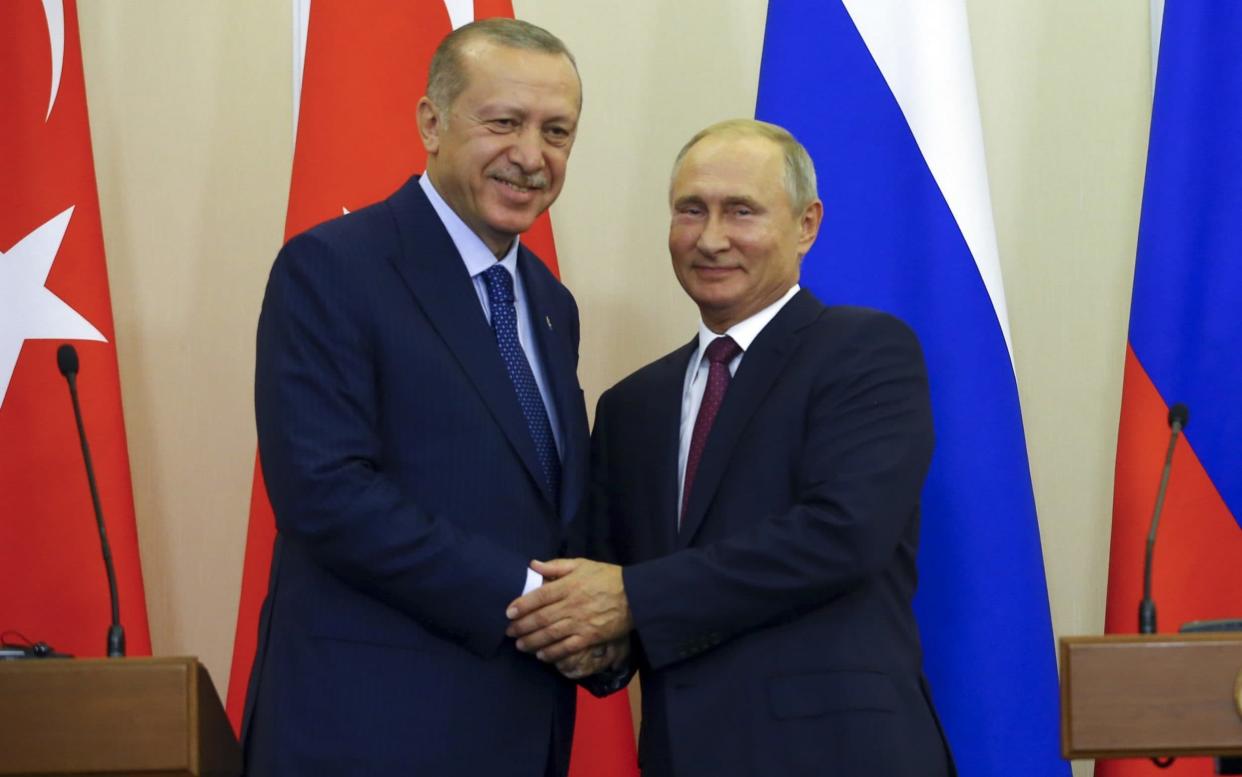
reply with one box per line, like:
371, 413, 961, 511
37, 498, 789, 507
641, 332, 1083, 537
1168, 403, 1189, 430
57, 344, 79, 378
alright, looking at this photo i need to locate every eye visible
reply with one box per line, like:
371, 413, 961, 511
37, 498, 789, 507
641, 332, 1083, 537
543, 125, 573, 145
488, 118, 520, 132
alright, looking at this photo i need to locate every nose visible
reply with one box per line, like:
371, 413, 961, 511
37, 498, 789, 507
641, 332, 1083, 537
508, 126, 544, 172
696, 213, 729, 255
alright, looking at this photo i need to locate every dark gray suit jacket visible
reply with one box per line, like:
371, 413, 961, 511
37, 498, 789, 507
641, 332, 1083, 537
586, 290, 954, 777
244, 176, 589, 776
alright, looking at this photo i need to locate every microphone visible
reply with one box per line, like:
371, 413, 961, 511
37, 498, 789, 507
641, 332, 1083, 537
57, 344, 126, 657
1139, 403, 1189, 635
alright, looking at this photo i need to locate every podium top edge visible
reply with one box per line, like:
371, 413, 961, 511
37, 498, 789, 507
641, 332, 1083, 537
1061, 633, 1242, 646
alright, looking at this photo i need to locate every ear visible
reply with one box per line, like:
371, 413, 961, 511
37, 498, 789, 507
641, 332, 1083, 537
796, 199, 824, 258
417, 96, 443, 155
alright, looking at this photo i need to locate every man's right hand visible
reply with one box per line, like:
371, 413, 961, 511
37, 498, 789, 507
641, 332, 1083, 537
553, 636, 630, 679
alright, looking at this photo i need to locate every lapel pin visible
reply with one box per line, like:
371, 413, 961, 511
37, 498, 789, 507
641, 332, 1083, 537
545, 315, 553, 330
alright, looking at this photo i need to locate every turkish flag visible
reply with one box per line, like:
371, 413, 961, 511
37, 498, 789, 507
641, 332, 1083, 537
0, 0, 151, 657
225, 3, 637, 775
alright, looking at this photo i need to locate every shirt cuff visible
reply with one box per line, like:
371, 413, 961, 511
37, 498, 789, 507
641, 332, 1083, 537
522, 567, 543, 595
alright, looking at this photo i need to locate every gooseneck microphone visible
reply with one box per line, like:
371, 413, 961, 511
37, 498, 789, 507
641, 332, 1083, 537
57, 344, 126, 657
1139, 403, 1189, 635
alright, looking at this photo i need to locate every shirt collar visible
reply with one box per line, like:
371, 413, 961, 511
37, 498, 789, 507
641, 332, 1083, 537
419, 173, 520, 278
695, 284, 801, 357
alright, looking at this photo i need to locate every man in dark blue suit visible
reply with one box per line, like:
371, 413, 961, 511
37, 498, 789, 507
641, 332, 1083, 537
243, 19, 610, 776
507, 120, 955, 776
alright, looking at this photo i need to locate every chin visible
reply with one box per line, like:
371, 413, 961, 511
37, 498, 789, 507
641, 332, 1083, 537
687, 280, 740, 303
491, 203, 548, 229
689, 293, 739, 316
482, 214, 536, 236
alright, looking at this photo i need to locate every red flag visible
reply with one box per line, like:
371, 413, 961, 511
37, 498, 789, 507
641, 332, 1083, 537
226, 4, 637, 775
0, 0, 151, 658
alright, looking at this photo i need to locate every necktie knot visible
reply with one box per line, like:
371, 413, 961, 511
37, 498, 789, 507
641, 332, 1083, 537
482, 264, 515, 305
705, 336, 741, 366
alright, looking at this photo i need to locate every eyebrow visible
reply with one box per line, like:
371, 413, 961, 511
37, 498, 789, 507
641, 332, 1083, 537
476, 102, 578, 125
672, 195, 764, 210
722, 196, 763, 210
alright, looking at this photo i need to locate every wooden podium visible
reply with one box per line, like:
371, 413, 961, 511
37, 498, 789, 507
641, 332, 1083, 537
1061, 634, 1242, 760
0, 657, 241, 776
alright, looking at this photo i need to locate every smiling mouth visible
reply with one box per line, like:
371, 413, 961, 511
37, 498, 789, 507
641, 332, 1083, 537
693, 264, 740, 275
496, 179, 532, 192
490, 175, 545, 194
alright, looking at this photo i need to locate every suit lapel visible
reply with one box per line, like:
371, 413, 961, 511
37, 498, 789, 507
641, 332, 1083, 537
384, 177, 552, 506
518, 247, 583, 522
677, 290, 823, 548
652, 340, 697, 553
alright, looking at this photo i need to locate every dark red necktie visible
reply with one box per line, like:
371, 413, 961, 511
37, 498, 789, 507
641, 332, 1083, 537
681, 336, 742, 528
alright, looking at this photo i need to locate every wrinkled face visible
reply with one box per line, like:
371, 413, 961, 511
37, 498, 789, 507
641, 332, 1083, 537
418, 40, 581, 256
668, 135, 822, 332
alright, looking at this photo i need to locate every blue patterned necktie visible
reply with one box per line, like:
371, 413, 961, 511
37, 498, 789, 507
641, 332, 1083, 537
482, 264, 561, 500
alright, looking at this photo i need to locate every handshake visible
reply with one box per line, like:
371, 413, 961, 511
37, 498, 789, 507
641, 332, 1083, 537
505, 558, 633, 680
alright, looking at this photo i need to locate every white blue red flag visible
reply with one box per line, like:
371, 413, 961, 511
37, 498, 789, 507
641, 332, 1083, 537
1099, 4, 1242, 776
756, 2, 1067, 774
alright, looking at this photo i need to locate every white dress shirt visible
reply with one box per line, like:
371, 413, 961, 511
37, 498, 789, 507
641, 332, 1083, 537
677, 285, 801, 511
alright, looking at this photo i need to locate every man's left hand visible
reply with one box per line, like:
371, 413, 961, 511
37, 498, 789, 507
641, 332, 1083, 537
505, 558, 632, 662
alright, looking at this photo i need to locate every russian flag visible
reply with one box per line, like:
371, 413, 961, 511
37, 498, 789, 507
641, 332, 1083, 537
756, 3, 1067, 774
1098, 5, 1242, 776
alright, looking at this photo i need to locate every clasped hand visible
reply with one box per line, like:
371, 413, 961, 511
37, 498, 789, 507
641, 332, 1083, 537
506, 558, 633, 678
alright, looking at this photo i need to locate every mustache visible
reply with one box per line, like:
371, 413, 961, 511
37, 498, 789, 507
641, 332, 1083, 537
488, 168, 549, 190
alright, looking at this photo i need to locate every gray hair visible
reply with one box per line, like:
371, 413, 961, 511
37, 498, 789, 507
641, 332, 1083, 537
671, 119, 818, 212
426, 18, 580, 113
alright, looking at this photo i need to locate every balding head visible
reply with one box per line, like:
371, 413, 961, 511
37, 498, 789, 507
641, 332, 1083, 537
426, 18, 581, 117
671, 119, 818, 213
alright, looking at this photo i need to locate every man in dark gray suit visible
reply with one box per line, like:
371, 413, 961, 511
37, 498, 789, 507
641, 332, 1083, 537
244, 19, 614, 776
507, 119, 955, 777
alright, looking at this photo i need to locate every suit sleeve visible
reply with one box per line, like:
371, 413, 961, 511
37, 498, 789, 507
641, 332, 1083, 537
621, 314, 934, 670
255, 232, 528, 658
568, 396, 640, 697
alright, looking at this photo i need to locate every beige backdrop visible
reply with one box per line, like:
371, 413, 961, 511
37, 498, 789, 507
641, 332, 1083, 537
77, 2, 1153, 775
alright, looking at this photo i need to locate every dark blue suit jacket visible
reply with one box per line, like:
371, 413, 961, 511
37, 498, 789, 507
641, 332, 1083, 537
243, 176, 589, 775
586, 291, 954, 777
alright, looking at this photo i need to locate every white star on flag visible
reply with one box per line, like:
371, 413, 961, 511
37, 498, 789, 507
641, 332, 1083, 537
0, 207, 106, 409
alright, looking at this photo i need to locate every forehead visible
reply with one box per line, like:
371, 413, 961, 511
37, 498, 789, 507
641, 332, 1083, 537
672, 135, 786, 200
456, 40, 581, 114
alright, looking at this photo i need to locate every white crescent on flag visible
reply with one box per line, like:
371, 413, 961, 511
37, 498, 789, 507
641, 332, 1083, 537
442, 0, 474, 30
293, 0, 310, 140
0, 207, 107, 409
41, 0, 65, 121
